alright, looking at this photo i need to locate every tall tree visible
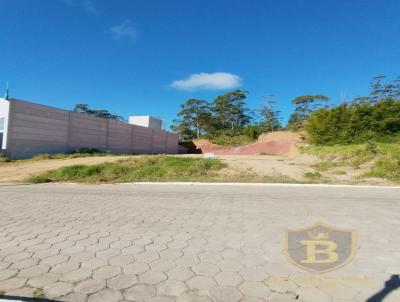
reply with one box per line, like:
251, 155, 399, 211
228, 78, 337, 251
287, 95, 329, 129
171, 99, 211, 139
259, 94, 281, 131
212, 89, 250, 134
354, 75, 400, 103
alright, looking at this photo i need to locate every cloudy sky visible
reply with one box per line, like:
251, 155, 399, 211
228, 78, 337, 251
1, 0, 400, 126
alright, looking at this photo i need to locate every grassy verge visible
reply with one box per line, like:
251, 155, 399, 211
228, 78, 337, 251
303, 143, 400, 183
29, 156, 225, 183
27, 155, 304, 184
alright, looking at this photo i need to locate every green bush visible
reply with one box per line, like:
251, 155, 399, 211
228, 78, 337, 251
305, 99, 400, 145
243, 125, 263, 140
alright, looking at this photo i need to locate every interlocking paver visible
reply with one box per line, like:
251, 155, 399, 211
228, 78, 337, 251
167, 267, 194, 281
150, 259, 176, 272
44, 281, 73, 299
215, 271, 243, 286
93, 266, 121, 279
192, 262, 220, 276
40, 254, 69, 266
264, 276, 297, 293
0, 269, 18, 282
50, 261, 80, 274
0, 184, 399, 301
18, 264, 50, 278
238, 281, 271, 299
139, 270, 167, 285
124, 284, 156, 301
61, 292, 88, 302
74, 278, 106, 294
109, 254, 134, 266
123, 262, 150, 275
295, 286, 332, 302
107, 273, 137, 289
60, 268, 92, 283
240, 267, 269, 282
157, 280, 187, 296
0, 277, 27, 291
186, 275, 217, 290
27, 272, 60, 288
81, 257, 108, 270
209, 286, 243, 302
87, 288, 123, 302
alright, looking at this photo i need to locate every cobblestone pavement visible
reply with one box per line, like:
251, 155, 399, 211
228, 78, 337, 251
0, 183, 400, 302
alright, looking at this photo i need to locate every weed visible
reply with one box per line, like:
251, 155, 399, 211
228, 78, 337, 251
304, 171, 322, 179
32, 288, 46, 299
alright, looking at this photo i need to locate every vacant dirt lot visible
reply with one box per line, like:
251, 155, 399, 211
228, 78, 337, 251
0, 153, 394, 185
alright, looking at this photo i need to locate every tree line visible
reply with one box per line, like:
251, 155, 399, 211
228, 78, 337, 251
171, 90, 282, 141
172, 75, 400, 145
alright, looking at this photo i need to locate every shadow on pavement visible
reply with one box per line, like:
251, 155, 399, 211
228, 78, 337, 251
0, 295, 60, 302
366, 275, 400, 302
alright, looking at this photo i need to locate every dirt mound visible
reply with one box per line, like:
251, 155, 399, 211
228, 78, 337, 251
193, 131, 305, 156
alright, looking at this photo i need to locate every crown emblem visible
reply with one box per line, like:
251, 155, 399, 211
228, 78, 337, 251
308, 230, 330, 240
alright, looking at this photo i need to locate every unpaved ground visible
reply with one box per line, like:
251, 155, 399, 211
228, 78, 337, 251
193, 131, 303, 156
0, 153, 394, 185
0, 156, 133, 182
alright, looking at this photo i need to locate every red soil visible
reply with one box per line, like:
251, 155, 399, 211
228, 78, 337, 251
193, 131, 304, 156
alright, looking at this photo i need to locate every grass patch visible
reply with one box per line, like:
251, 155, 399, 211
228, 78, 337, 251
29, 156, 225, 183
304, 171, 322, 179
209, 134, 256, 146
366, 154, 400, 182
303, 143, 400, 183
303, 144, 376, 168
32, 288, 46, 299
0, 156, 11, 163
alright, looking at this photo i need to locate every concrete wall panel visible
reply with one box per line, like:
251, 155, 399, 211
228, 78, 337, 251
5, 99, 179, 158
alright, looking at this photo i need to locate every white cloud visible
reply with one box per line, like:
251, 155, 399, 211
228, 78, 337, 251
110, 20, 137, 40
171, 72, 242, 91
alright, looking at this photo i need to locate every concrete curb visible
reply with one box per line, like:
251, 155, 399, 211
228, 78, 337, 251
129, 182, 400, 189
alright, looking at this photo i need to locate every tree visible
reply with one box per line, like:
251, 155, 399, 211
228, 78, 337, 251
73, 104, 123, 121
212, 89, 251, 135
354, 75, 400, 103
287, 95, 330, 129
259, 95, 281, 131
171, 99, 211, 140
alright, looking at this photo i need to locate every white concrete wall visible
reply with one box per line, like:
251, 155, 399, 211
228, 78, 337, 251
5, 99, 179, 158
0, 98, 10, 150
129, 116, 162, 130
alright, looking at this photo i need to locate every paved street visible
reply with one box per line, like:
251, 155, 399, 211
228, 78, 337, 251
0, 183, 400, 302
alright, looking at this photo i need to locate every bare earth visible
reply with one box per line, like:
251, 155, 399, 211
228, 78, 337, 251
0, 153, 394, 185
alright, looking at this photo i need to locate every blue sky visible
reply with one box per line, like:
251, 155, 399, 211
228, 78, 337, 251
1, 0, 399, 128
